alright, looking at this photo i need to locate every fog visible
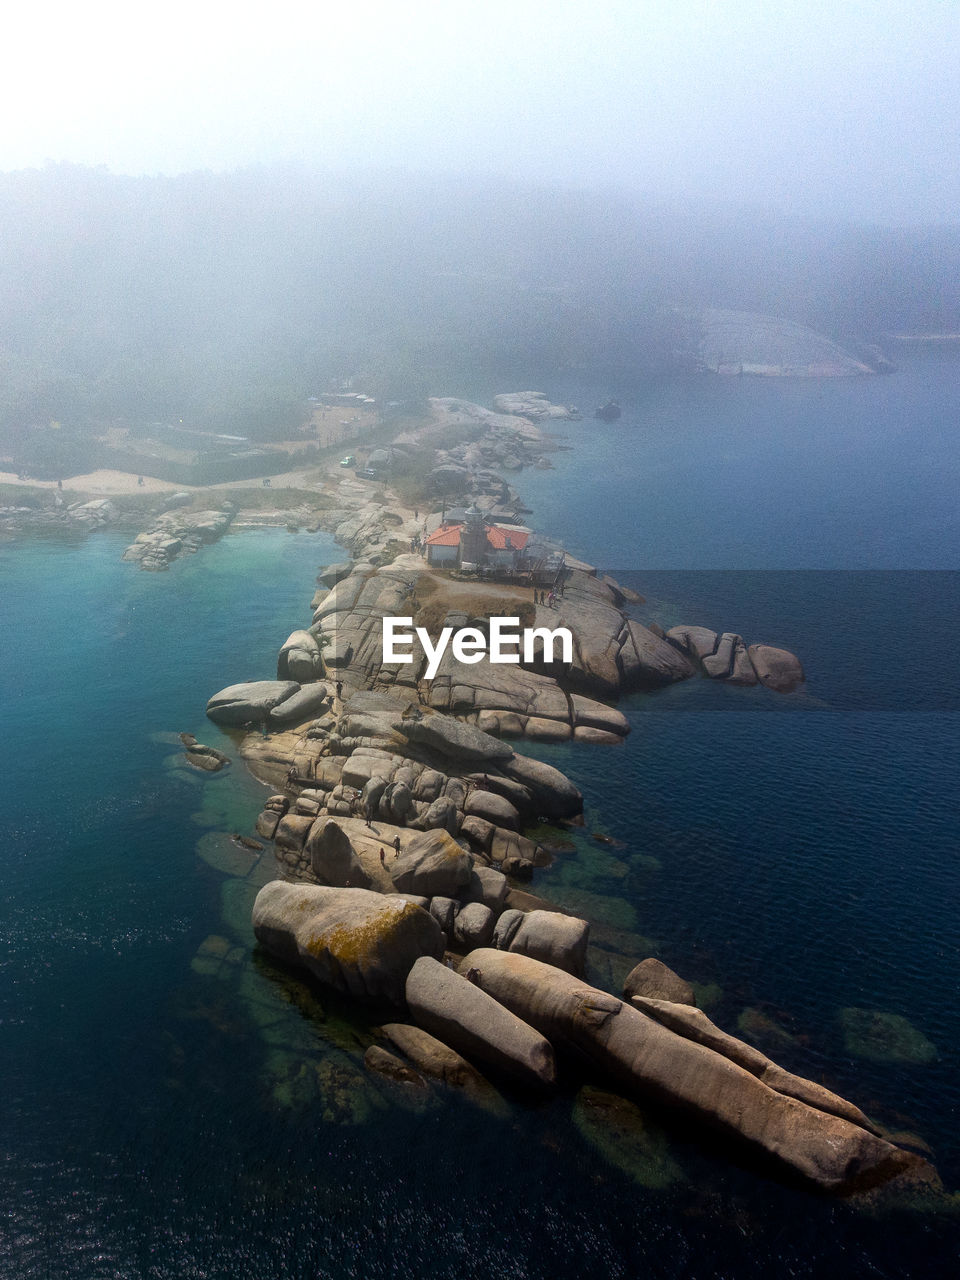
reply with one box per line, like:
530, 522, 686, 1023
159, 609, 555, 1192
2, 0, 959, 453
5, 0, 959, 225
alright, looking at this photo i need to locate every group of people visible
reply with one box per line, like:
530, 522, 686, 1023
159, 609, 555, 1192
533, 583, 564, 607
378, 834, 403, 866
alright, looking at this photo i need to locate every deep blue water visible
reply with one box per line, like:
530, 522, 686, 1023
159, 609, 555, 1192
1, 351, 959, 1277
517, 347, 960, 569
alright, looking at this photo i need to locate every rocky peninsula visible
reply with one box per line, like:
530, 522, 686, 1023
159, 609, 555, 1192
13, 390, 929, 1199
180, 390, 936, 1199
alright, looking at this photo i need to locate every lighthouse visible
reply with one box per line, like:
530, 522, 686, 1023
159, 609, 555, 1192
459, 505, 487, 572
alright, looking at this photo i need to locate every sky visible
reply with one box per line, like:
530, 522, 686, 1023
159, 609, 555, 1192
3, 0, 959, 224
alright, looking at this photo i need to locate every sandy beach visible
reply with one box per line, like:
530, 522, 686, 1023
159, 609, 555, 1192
0, 465, 341, 497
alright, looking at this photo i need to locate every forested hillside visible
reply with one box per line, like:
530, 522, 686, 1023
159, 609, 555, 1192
2, 163, 958, 443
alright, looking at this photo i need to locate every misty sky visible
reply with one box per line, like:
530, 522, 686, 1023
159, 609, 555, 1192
5, 0, 958, 224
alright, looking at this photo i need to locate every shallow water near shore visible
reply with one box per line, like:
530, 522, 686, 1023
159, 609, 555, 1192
2, 353, 960, 1276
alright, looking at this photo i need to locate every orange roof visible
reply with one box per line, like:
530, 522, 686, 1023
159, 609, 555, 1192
425, 524, 462, 546
425, 522, 530, 551
486, 526, 529, 550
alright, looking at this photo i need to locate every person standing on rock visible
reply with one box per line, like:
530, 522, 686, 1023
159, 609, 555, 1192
336, 680, 343, 703
364, 791, 377, 830
379, 848, 386, 866
393, 835, 401, 859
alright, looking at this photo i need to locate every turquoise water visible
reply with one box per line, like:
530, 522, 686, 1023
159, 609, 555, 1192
2, 354, 960, 1277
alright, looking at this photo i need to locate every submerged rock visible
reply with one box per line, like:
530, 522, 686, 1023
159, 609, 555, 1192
737, 1007, 797, 1051
573, 1085, 682, 1189
184, 742, 231, 772
379, 1022, 499, 1105
363, 1044, 430, 1090
838, 1008, 938, 1065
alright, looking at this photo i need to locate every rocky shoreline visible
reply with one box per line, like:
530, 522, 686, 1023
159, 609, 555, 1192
183, 391, 938, 1199
11, 392, 931, 1198
0, 495, 121, 538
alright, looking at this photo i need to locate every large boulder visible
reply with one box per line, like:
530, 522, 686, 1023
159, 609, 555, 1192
464, 789, 520, 830
277, 630, 324, 683
274, 814, 314, 852
623, 958, 697, 1007
405, 956, 555, 1088
620, 621, 696, 688
460, 866, 509, 911
252, 881, 443, 1004
631, 996, 880, 1131
703, 632, 738, 679
665, 626, 718, 661
500, 753, 582, 818
429, 896, 458, 937
508, 909, 589, 976
316, 560, 354, 590
727, 636, 758, 686
453, 902, 495, 949
306, 818, 371, 889
270, 685, 331, 725
206, 680, 301, 727
492, 908, 524, 949
422, 795, 460, 834
406, 712, 514, 764
390, 828, 473, 897
463, 949, 920, 1193
569, 696, 631, 738
748, 644, 805, 693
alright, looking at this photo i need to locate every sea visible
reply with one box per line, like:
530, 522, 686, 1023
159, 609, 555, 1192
1, 347, 958, 1278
